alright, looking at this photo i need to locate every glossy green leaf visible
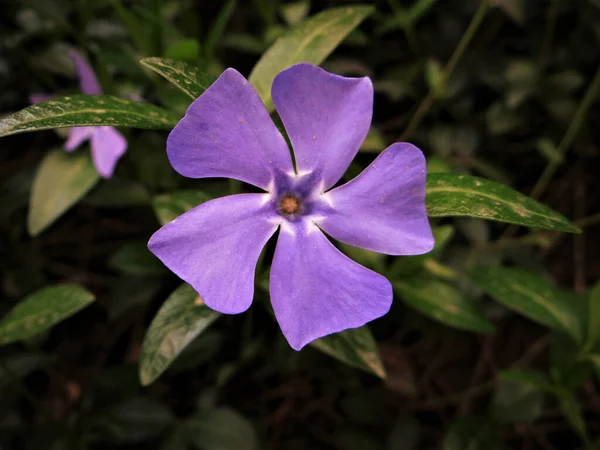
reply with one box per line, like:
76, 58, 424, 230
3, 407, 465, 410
426, 173, 581, 233
140, 57, 216, 100
469, 267, 583, 342
0, 95, 179, 137
395, 278, 494, 333
152, 190, 212, 226
0, 285, 94, 345
139, 283, 220, 385
249, 5, 373, 111
109, 242, 167, 276
584, 281, 600, 350
185, 407, 257, 450
311, 325, 386, 378
28, 149, 100, 236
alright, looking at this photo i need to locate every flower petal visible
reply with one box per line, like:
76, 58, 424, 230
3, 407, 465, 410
148, 194, 278, 314
167, 68, 293, 190
65, 127, 94, 152
90, 127, 127, 178
68, 49, 102, 95
319, 143, 434, 255
270, 223, 392, 350
272, 64, 373, 189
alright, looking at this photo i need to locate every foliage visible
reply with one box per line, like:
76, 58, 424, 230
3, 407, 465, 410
1, 0, 599, 448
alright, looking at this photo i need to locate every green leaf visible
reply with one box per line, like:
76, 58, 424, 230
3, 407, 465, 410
139, 284, 220, 385
28, 149, 100, 236
163, 38, 201, 62
311, 325, 386, 378
102, 397, 175, 443
185, 407, 257, 450
584, 281, 600, 350
204, 0, 237, 64
426, 173, 581, 233
0, 95, 179, 137
152, 190, 212, 226
140, 57, 217, 100
469, 267, 583, 343
498, 369, 553, 391
0, 353, 55, 388
395, 278, 494, 333
280, 1, 310, 25
557, 391, 589, 442
249, 5, 373, 111
587, 355, 600, 379
443, 417, 505, 450
491, 376, 545, 424
0, 285, 94, 345
109, 242, 166, 276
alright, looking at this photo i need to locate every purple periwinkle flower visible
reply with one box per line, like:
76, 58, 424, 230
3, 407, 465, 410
30, 50, 127, 178
148, 64, 434, 350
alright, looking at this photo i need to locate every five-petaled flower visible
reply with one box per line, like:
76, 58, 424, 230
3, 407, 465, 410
148, 63, 434, 350
30, 50, 127, 178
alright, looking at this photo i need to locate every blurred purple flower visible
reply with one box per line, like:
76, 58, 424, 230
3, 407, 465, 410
148, 64, 434, 350
30, 50, 127, 178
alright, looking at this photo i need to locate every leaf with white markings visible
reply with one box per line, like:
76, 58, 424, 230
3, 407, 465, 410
140, 58, 216, 100
426, 173, 580, 233
0, 95, 179, 137
28, 149, 99, 236
311, 325, 386, 378
0, 285, 95, 345
139, 284, 220, 385
249, 6, 373, 111
395, 278, 495, 333
470, 267, 583, 343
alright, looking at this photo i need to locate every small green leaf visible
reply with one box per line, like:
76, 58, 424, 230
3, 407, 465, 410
395, 278, 494, 333
102, 397, 175, 443
557, 391, 589, 441
0, 285, 94, 345
139, 284, 220, 385
469, 267, 583, 343
109, 242, 166, 276
443, 417, 505, 450
280, 1, 310, 25
185, 407, 257, 450
426, 173, 581, 233
163, 38, 201, 62
140, 57, 217, 100
249, 5, 373, 111
491, 376, 545, 424
0, 95, 179, 137
152, 190, 212, 226
311, 325, 386, 378
28, 149, 100, 236
584, 281, 600, 351
0, 353, 55, 388
497, 369, 553, 391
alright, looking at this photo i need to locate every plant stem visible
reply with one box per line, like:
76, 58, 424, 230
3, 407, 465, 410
399, 0, 490, 141
530, 67, 600, 199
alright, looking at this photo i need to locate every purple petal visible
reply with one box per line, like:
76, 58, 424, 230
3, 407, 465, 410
90, 127, 127, 178
65, 127, 95, 152
167, 68, 293, 190
272, 64, 373, 189
270, 223, 392, 350
29, 93, 54, 104
68, 49, 102, 95
320, 143, 434, 255
148, 194, 278, 314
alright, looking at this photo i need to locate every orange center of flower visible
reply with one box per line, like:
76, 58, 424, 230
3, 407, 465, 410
280, 195, 300, 214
